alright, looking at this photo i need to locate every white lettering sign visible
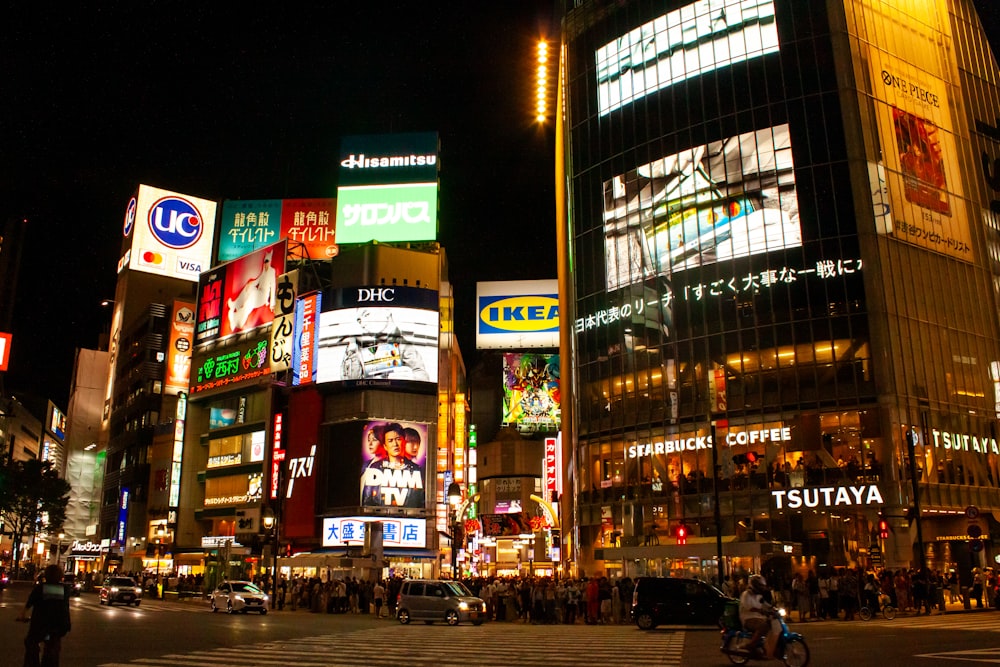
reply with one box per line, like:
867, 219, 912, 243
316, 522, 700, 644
930, 428, 1000, 455
772, 484, 884, 509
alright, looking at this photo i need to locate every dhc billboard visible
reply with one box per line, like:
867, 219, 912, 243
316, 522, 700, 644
476, 279, 559, 350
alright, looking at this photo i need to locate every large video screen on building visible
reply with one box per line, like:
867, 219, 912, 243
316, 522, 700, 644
360, 420, 428, 509
195, 240, 287, 345
502, 353, 561, 434
595, 0, 779, 116
314, 286, 439, 388
603, 123, 801, 290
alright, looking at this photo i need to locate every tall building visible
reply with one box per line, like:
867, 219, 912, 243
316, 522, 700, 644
557, 0, 1000, 586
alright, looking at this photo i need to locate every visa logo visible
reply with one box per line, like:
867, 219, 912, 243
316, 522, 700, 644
178, 258, 202, 273
479, 295, 559, 334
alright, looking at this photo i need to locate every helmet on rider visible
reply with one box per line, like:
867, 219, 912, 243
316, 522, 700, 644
749, 574, 768, 593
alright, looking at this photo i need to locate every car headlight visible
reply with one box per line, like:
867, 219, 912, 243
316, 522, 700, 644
778, 608, 787, 617
234, 595, 245, 602
135, 587, 143, 594
262, 595, 269, 602
110, 587, 120, 593
458, 602, 469, 610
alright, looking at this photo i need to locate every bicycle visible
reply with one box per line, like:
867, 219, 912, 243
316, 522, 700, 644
859, 593, 896, 621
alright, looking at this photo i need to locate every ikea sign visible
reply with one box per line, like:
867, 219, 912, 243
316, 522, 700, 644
477, 280, 559, 350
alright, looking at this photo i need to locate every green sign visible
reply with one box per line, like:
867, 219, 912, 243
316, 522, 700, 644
335, 183, 438, 244
191, 336, 271, 394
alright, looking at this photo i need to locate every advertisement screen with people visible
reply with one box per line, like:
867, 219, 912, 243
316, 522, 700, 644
360, 420, 428, 509
502, 353, 561, 433
315, 286, 439, 388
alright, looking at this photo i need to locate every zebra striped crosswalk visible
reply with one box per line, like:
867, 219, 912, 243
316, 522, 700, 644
98, 625, 686, 667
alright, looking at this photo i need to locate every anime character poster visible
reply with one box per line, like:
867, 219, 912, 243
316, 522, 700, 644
360, 420, 428, 509
502, 353, 561, 433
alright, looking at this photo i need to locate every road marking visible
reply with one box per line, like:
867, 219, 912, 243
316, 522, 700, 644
915, 647, 1000, 663
98, 625, 686, 666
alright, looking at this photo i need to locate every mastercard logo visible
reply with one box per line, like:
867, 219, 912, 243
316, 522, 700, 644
141, 250, 164, 265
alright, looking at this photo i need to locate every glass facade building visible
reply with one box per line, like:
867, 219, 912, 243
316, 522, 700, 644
559, 0, 1000, 584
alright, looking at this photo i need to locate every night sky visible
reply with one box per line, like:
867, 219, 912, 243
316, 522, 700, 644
2, 3, 999, 409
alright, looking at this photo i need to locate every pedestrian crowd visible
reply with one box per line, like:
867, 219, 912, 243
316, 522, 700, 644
720, 565, 999, 622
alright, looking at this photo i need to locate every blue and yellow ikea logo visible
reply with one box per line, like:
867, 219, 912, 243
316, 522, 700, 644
478, 294, 559, 334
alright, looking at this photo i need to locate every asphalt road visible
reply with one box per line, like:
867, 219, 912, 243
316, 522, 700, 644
2, 581, 999, 667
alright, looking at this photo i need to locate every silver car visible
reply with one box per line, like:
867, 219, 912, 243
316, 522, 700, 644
396, 579, 486, 626
210, 580, 269, 614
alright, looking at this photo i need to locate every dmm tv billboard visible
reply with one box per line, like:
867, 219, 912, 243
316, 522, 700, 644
120, 184, 218, 282
335, 132, 439, 244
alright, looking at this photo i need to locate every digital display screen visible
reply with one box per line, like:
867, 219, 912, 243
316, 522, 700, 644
595, 0, 779, 116
314, 286, 439, 388
195, 240, 287, 345
502, 353, 561, 433
603, 123, 801, 290
360, 420, 428, 509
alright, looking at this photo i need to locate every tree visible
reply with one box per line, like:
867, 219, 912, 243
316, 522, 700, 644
0, 459, 71, 575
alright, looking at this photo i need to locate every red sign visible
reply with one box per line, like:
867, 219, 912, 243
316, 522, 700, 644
544, 437, 557, 497
0, 331, 10, 371
270, 412, 285, 500
280, 198, 337, 260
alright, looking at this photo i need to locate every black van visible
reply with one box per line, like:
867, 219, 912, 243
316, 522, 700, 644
631, 576, 731, 629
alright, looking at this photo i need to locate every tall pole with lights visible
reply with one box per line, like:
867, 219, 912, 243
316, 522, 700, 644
447, 482, 462, 578
263, 508, 278, 609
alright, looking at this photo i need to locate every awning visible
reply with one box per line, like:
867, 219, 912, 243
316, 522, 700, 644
596, 538, 801, 560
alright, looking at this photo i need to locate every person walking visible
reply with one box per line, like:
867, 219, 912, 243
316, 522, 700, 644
17, 563, 72, 667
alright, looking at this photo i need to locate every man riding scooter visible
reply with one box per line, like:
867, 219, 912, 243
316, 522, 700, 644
740, 574, 775, 656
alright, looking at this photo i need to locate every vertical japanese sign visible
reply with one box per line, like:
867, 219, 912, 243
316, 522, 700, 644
269, 270, 299, 373
270, 412, 285, 501
544, 437, 558, 501
293, 292, 320, 385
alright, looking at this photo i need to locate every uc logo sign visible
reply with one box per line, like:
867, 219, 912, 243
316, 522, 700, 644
123, 197, 137, 237
479, 295, 559, 334
149, 196, 203, 249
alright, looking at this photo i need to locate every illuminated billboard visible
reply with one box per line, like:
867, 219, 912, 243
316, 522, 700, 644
122, 184, 218, 282
858, 3, 971, 262
195, 240, 287, 346
165, 300, 195, 395
603, 123, 801, 290
476, 280, 559, 350
314, 286, 439, 388
190, 334, 271, 395
335, 132, 439, 244
0, 331, 9, 371
291, 291, 320, 386
596, 0, 779, 116
502, 353, 561, 433
216, 198, 337, 262
361, 420, 428, 509
322, 516, 427, 549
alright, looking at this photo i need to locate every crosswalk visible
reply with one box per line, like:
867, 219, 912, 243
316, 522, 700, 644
98, 625, 686, 667
810, 610, 1000, 632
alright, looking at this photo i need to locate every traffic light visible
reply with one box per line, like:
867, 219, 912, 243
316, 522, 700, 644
676, 524, 687, 545
878, 516, 889, 540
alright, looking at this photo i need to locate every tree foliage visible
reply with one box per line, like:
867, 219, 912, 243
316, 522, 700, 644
0, 459, 71, 570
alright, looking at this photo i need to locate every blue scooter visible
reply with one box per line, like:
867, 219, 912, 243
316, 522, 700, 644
720, 607, 810, 666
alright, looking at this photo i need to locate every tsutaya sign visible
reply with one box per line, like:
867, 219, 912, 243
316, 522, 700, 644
929, 429, 1000, 455
627, 426, 791, 458
772, 484, 884, 509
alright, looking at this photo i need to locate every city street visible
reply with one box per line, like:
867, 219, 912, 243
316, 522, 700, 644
4, 581, 1000, 667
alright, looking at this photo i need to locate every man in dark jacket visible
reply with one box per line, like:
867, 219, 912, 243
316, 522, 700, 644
17, 563, 72, 667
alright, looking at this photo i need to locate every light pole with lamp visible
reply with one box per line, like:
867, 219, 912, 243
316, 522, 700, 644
447, 482, 462, 579
56, 533, 65, 569
262, 507, 278, 610
154, 526, 165, 598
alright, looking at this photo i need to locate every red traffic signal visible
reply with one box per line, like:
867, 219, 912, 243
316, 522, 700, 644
676, 525, 687, 545
878, 518, 889, 540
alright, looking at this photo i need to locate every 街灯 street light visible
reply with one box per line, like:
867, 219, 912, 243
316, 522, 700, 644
447, 482, 462, 578
263, 507, 278, 609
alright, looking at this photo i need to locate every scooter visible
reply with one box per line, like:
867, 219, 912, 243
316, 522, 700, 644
720, 607, 810, 666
